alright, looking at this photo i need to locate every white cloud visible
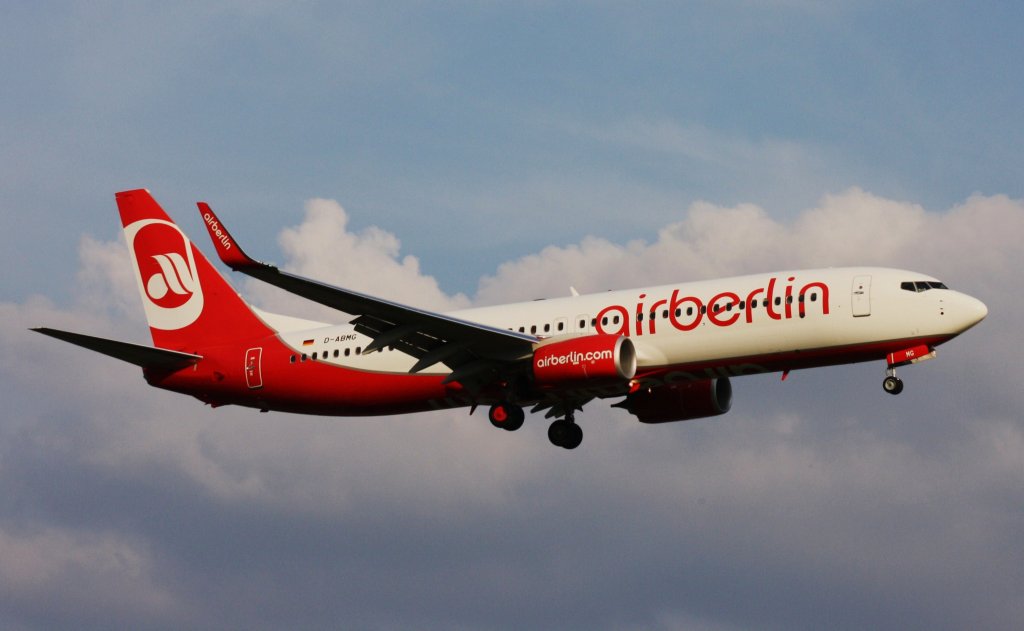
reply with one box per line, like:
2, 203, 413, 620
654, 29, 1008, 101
244, 198, 469, 320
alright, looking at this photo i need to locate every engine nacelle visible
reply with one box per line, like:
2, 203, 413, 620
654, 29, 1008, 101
617, 378, 732, 424
533, 335, 637, 389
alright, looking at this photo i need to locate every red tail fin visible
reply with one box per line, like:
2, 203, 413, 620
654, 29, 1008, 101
116, 189, 274, 351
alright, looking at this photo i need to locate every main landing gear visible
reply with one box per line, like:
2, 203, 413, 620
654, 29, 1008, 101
486, 403, 584, 449
548, 412, 583, 450
488, 403, 525, 432
882, 367, 904, 395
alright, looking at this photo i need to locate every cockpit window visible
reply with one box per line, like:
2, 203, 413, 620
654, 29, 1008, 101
901, 280, 950, 292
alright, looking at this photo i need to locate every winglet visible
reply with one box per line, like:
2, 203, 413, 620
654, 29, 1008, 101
196, 202, 268, 270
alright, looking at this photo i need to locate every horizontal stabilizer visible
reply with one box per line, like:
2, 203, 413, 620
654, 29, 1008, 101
32, 327, 202, 369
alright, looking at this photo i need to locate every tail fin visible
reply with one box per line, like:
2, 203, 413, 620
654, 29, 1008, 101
116, 189, 274, 351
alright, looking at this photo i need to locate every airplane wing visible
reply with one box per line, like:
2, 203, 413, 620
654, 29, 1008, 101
197, 203, 538, 382
31, 327, 202, 369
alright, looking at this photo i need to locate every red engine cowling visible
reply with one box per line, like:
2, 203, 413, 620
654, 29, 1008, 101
617, 378, 732, 423
533, 335, 637, 388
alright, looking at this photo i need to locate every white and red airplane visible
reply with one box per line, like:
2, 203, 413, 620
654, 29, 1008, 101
35, 189, 988, 449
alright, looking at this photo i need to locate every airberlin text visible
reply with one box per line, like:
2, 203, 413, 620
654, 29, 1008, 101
595, 276, 830, 336
535, 349, 614, 369
202, 213, 233, 250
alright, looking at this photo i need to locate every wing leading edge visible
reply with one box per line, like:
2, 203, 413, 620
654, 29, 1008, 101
196, 202, 537, 379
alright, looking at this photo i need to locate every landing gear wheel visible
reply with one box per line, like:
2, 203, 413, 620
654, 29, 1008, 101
882, 376, 904, 395
548, 419, 583, 450
488, 404, 525, 431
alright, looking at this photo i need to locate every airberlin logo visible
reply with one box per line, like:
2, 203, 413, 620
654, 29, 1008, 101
535, 349, 614, 369
594, 276, 831, 337
125, 219, 204, 331
145, 252, 197, 305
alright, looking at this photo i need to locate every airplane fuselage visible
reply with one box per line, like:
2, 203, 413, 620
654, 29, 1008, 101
147, 266, 985, 416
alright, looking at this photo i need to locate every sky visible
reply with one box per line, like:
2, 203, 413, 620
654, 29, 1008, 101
1, 2, 1022, 630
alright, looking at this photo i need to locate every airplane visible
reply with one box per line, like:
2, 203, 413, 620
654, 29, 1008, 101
33, 189, 988, 450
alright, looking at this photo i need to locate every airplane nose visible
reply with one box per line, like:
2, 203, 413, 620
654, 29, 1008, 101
960, 294, 988, 329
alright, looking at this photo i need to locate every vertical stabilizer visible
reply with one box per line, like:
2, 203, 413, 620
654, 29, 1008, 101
116, 189, 274, 351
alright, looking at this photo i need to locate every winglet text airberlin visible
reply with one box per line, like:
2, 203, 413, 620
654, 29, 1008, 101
203, 213, 232, 250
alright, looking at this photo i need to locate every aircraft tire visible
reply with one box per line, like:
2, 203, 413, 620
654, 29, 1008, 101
883, 376, 904, 395
489, 403, 525, 431
548, 420, 583, 450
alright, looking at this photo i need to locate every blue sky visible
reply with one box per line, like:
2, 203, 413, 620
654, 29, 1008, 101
2, 3, 1023, 630
3, 2, 1022, 299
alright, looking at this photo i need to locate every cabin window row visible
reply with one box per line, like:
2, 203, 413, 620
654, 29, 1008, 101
633, 292, 820, 321
512, 321, 567, 335
509, 291, 822, 336
289, 346, 364, 363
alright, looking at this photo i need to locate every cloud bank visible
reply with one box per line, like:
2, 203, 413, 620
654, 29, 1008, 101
2, 190, 1021, 630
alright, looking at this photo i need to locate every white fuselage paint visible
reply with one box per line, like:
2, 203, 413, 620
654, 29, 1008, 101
274, 267, 988, 378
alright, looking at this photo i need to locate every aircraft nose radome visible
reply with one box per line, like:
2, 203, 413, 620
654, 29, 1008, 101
970, 296, 988, 324
959, 294, 988, 329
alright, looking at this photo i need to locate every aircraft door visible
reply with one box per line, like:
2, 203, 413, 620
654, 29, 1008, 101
245, 347, 264, 389
851, 275, 872, 317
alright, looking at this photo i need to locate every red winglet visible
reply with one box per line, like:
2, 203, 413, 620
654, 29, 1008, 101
196, 202, 261, 269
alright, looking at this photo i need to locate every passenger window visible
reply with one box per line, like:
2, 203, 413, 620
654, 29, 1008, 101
530, 325, 537, 334
344, 348, 351, 357
544, 323, 551, 333
662, 309, 668, 319
637, 312, 644, 321
579, 319, 586, 329
700, 305, 707, 314
289, 355, 296, 364
613, 315, 620, 325
810, 293, 817, 302
301, 354, 308, 362
312, 352, 318, 360
355, 347, 362, 355
557, 322, 564, 331
775, 297, 782, 306
333, 349, 340, 358
602, 317, 608, 326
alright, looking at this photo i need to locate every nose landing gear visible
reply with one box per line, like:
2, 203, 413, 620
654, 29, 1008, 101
883, 367, 904, 395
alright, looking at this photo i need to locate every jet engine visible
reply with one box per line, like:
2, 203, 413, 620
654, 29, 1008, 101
616, 377, 732, 423
533, 335, 636, 388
